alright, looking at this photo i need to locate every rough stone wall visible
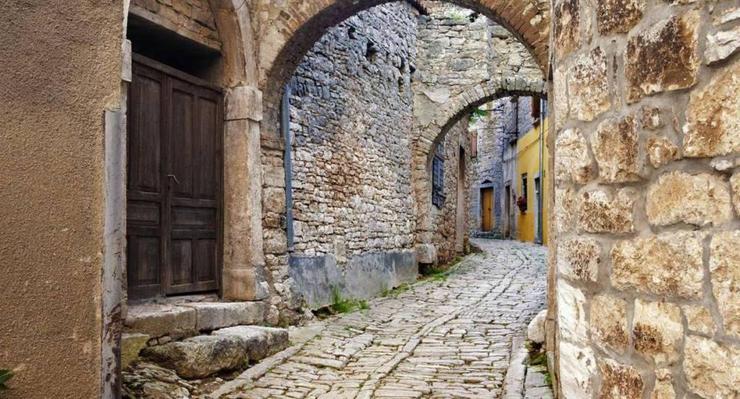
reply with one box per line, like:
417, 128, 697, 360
414, 2, 540, 130
130, 0, 220, 49
260, 3, 421, 312
552, 0, 740, 397
431, 117, 472, 265
468, 96, 536, 238
0, 2, 124, 397
289, 2, 418, 259
413, 2, 542, 259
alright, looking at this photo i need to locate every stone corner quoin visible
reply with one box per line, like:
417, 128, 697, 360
553, 0, 740, 398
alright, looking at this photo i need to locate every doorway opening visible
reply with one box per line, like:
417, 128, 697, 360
125, 14, 224, 301
481, 187, 494, 233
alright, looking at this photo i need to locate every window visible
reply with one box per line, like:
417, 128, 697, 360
520, 173, 528, 212
432, 143, 445, 208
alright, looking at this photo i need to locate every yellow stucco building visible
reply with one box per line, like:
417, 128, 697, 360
516, 120, 549, 244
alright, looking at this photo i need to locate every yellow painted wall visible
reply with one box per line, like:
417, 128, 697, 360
516, 120, 549, 244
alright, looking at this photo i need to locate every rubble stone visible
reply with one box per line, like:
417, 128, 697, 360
559, 342, 596, 399
683, 335, 740, 399
705, 26, 740, 65
578, 188, 635, 234
122, 333, 150, 370
641, 106, 664, 130
632, 300, 683, 364
646, 171, 733, 227
141, 335, 248, 379
555, 187, 577, 234
597, 0, 645, 34
557, 280, 588, 343
710, 231, 740, 338
651, 369, 676, 399
555, 128, 593, 184
598, 359, 644, 398
683, 305, 715, 336
647, 137, 679, 168
527, 309, 547, 344
592, 116, 642, 183
557, 237, 600, 282
683, 60, 740, 157
213, 325, 289, 361
567, 47, 612, 121
553, 0, 580, 60
626, 12, 700, 102
590, 295, 628, 354
611, 232, 705, 299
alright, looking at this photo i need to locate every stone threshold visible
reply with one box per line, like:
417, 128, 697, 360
125, 298, 267, 340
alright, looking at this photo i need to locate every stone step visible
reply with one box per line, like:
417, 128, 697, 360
141, 335, 249, 379
124, 301, 266, 340
138, 326, 290, 379
213, 326, 290, 362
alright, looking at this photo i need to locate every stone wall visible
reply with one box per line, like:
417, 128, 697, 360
552, 0, 740, 397
431, 117, 472, 265
468, 96, 537, 238
278, 3, 420, 310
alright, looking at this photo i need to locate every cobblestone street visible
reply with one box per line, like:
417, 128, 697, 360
215, 240, 549, 399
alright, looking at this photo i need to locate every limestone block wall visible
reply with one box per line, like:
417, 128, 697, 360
279, 3, 420, 310
552, 0, 740, 397
431, 117, 472, 265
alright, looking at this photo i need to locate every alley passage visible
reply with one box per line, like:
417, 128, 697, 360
218, 240, 548, 399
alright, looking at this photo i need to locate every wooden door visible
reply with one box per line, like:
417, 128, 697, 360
127, 55, 223, 300
481, 188, 494, 232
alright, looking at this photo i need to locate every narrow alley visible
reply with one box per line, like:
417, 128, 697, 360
213, 240, 549, 399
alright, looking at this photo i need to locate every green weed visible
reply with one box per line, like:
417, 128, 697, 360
0, 369, 13, 391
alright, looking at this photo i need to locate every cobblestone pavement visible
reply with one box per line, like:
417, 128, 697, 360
220, 240, 548, 399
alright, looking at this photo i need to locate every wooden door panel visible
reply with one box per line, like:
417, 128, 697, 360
127, 54, 222, 300
170, 86, 195, 198
128, 70, 163, 194
482, 188, 493, 232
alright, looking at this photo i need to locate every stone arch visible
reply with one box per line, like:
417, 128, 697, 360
257, 0, 550, 141
412, 78, 546, 257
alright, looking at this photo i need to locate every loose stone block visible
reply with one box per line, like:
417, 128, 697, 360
557, 280, 588, 343
592, 116, 642, 183
597, 0, 645, 34
683, 305, 715, 336
553, 0, 580, 60
611, 231, 705, 298
626, 12, 700, 102
632, 300, 683, 364
647, 137, 679, 168
683, 335, 740, 399
213, 326, 290, 361
590, 295, 628, 354
710, 231, 740, 338
598, 359, 644, 398
142, 335, 248, 379
559, 342, 596, 399
578, 188, 635, 234
567, 47, 611, 121
651, 369, 676, 399
555, 128, 593, 184
557, 237, 600, 282
683, 60, 739, 157
646, 171, 733, 227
